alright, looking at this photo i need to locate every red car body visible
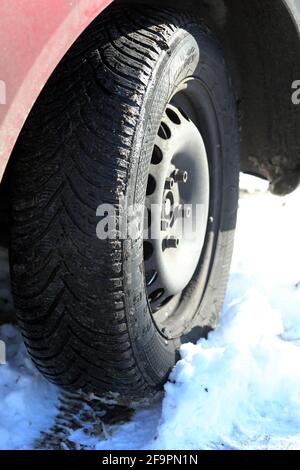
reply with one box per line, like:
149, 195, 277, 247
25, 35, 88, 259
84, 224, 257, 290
0, 0, 112, 182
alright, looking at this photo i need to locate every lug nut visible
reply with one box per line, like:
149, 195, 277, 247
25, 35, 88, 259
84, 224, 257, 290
174, 169, 188, 183
161, 219, 170, 231
165, 236, 180, 248
165, 177, 175, 190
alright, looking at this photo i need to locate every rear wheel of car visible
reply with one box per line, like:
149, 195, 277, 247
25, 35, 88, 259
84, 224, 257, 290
9, 5, 239, 398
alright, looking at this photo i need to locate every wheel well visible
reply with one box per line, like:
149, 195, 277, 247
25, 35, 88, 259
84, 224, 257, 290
116, 0, 300, 195
1, 0, 299, 243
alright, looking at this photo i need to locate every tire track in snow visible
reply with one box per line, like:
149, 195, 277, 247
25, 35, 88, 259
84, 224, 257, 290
35, 392, 134, 450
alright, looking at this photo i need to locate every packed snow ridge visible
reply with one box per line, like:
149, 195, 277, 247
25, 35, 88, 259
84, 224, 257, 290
1, 175, 300, 450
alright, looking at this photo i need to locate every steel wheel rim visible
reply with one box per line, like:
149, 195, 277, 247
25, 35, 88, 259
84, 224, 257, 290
144, 87, 210, 330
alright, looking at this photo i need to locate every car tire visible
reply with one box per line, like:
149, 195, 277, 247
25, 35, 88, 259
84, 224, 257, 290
9, 4, 239, 399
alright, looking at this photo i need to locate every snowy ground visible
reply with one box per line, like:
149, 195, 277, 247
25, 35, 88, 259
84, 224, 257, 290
1, 174, 300, 450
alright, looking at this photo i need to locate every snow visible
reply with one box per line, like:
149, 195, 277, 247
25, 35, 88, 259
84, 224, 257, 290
153, 295, 300, 449
239, 173, 269, 194
152, 177, 300, 450
70, 405, 163, 451
1, 174, 300, 450
0, 325, 58, 450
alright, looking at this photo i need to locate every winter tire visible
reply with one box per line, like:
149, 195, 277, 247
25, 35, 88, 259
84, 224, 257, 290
10, 4, 239, 398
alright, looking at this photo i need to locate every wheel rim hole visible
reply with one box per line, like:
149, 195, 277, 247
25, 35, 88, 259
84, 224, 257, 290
160, 296, 174, 308
166, 108, 181, 125
149, 288, 164, 303
151, 145, 163, 165
158, 122, 171, 140
146, 270, 157, 287
143, 241, 154, 261
146, 175, 156, 196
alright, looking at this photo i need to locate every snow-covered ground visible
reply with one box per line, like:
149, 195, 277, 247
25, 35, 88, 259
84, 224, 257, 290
1, 174, 300, 450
